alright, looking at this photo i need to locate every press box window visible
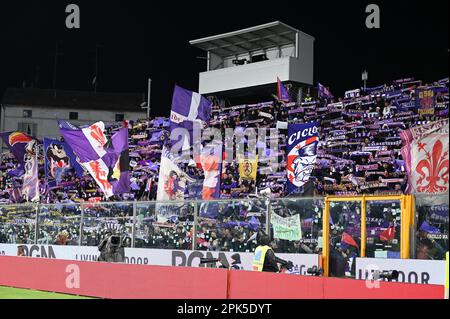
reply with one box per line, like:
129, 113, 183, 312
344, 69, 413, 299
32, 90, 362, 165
115, 114, 125, 122
69, 112, 79, 120
23, 110, 32, 118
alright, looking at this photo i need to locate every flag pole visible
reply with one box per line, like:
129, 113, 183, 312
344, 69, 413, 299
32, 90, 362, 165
147, 78, 152, 119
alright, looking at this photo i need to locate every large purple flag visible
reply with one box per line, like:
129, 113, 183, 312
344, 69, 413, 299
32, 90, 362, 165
60, 121, 130, 197
169, 85, 212, 152
60, 121, 107, 163
170, 85, 212, 125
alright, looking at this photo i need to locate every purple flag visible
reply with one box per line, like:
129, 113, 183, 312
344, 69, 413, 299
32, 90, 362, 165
318, 83, 334, 99
101, 127, 131, 195
60, 121, 130, 197
419, 221, 441, 234
0, 131, 35, 168
169, 85, 212, 152
60, 121, 108, 163
170, 85, 212, 124
57, 119, 81, 131
44, 138, 84, 187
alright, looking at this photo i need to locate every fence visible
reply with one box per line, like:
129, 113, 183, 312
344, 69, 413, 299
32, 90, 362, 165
0, 198, 323, 255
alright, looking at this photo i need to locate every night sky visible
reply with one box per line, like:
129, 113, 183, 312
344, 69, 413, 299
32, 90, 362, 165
0, 1, 448, 116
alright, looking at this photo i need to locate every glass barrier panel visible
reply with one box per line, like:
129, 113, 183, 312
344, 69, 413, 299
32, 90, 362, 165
365, 200, 401, 258
81, 202, 133, 247
414, 194, 449, 260
0, 204, 36, 244
37, 204, 82, 245
135, 201, 194, 250
196, 199, 268, 253
270, 198, 324, 254
329, 201, 361, 279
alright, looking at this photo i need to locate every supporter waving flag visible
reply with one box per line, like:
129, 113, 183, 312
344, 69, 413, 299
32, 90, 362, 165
60, 121, 130, 198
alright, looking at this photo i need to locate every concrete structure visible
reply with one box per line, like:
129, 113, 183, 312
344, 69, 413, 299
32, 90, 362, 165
190, 21, 315, 103
0, 88, 146, 143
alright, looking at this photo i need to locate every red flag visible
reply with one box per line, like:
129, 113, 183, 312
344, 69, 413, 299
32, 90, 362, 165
380, 226, 396, 241
342, 232, 359, 248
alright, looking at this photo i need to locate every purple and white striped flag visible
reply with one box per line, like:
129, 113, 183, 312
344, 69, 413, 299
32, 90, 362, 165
170, 85, 212, 125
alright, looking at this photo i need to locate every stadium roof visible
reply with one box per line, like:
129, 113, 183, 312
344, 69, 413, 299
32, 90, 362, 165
1, 88, 145, 112
190, 21, 314, 57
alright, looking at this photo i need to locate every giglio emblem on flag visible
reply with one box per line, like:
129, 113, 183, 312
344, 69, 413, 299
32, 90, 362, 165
60, 121, 130, 198
401, 119, 449, 194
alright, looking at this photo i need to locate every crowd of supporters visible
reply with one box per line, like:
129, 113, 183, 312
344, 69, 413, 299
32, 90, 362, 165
0, 77, 448, 258
1, 77, 448, 204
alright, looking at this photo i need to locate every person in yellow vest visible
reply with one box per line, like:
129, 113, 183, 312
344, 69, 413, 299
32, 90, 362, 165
304, 94, 313, 103
252, 231, 293, 273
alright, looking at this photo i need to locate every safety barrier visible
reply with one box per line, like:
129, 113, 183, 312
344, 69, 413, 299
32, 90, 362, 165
1, 194, 448, 279
0, 256, 444, 299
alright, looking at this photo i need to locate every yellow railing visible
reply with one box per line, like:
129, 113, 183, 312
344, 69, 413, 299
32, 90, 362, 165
322, 195, 414, 277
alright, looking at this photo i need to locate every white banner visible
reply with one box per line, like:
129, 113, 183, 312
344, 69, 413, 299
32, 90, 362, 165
356, 257, 446, 285
0, 244, 318, 275
271, 213, 302, 241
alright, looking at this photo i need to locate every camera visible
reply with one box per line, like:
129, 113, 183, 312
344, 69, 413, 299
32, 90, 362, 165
307, 266, 323, 276
373, 270, 399, 281
199, 258, 220, 264
378, 270, 399, 281
199, 258, 228, 269
98, 233, 125, 263
110, 235, 121, 246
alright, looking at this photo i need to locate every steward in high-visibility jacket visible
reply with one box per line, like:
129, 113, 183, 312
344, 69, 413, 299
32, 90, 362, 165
253, 245, 269, 271
252, 232, 291, 272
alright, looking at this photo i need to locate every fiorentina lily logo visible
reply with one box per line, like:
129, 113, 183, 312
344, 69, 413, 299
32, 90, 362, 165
89, 124, 107, 147
416, 140, 449, 193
